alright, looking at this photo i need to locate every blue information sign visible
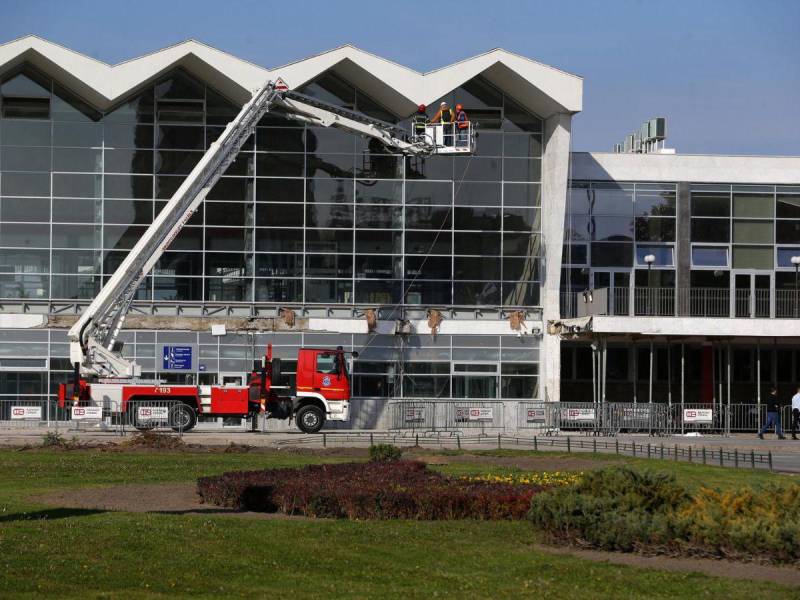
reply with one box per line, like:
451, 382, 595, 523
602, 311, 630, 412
162, 345, 193, 371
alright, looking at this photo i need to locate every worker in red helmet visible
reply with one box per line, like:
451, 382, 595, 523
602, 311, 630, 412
412, 103, 428, 142
455, 103, 469, 147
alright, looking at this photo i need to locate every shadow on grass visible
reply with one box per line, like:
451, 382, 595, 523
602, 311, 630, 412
0, 507, 106, 523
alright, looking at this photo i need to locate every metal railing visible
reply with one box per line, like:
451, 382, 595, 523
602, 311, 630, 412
563, 287, 797, 319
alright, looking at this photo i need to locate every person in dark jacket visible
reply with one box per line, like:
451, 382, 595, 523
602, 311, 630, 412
758, 386, 786, 439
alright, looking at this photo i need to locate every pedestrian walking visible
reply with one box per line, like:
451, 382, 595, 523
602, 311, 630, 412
791, 385, 800, 440
758, 386, 786, 440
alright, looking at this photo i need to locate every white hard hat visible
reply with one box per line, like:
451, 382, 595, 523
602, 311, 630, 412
440, 101, 447, 106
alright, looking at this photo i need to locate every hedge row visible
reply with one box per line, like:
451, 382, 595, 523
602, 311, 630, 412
198, 461, 543, 520
528, 467, 800, 564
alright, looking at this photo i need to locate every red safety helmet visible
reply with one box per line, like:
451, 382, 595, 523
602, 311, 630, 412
417, 104, 426, 112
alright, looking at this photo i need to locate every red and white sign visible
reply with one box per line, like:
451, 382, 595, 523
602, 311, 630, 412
11, 406, 41, 420
137, 406, 170, 421
561, 408, 596, 422
404, 407, 425, 423
274, 77, 289, 92
72, 406, 103, 420
526, 408, 546, 423
456, 407, 494, 422
683, 409, 713, 424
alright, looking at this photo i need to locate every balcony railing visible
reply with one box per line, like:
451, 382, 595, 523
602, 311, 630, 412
561, 287, 800, 319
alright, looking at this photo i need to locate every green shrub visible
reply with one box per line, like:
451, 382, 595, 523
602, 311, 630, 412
369, 443, 402, 463
41, 431, 66, 448
528, 466, 800, 563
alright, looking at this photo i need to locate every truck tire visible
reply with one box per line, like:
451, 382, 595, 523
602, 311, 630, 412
170, 403, 197, 433
296, 405, 325, 434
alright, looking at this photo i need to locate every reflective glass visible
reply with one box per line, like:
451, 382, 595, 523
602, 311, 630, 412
0, 196, 48, 221
691, 246, 729, 267
635, 245, 674, 267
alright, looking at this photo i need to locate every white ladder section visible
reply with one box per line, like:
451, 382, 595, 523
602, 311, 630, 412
68, 80, 434, 378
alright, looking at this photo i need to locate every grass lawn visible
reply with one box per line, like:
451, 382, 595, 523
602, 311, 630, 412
0, 447, 797, 599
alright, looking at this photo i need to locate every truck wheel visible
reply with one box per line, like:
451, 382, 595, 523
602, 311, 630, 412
296, 405, 325, 434
170, 404, 197, 432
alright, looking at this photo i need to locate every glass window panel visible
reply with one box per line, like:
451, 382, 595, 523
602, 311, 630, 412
305, 127, 354, 154
635, 245, 674, 267
501, 376, 538, 399
454, 257, 500, 280
404, 281, 451, 305
256, 178, 304, 203
356, 254, 400, 279
104, 200, 153, 224
1, 72, 50, 97
306, 203, 353, 228
635, 187, 676, 216
635, 217, 675, 242
306, 153, 354, 178
503, 207, 539, 232
776, 248, 800, 268
104, 174, 153, 199
207, 177, 253, 201
51, 84, 100, 122
503, 257, 540, 281
453, 281, 500, 305
256, 153, 305, 177
256, 127, 305, 152
156, 125, 204, 150
356, 205, 402, 229
356, 180, 402, 204
205, 87, 239, 126
733, 246, 773, 270
0, 248, 49, 272
204, 227, 252, 252
207, 201, 251, 226
733, 220, 773, 244
155, 72, 204, 100
502, 96, 542, 132
104, 123, 154, 148
52, 249, 98, 274
0, 120, 50, 146
255, 253, 303, 277
503, 133, 542, 158
169, 227, 203, 251
223, 152, 255, 177
205, 253, 251, 277
0, 274, 47, 298
104, 225, 147, 250
454, 182, 500, 206
51, 275, 99, 299
305, 279, 353, 303
503, 233, 538, 256
692, 192, 730, 217
307, 178, 353, 203
156, 100, 203, 124
354, 280, 401, 304
306, 254, 353, 278
405, 231, 451, 255
156, 150, 203, 175
406, 206, 451, 229
454, 206, 501, 230
455, 76, 503, 109
733, 193, 774, 218
455, 156, 501, 182
406, 181, 451, 206
777, 194, 800, 218
51, 224, 99, 249
592, 183, 634, 215
53, 148, 102, 172
53, 173, 101, 198
356, 230, 402, 254
254, 278, 303, 302
357, 151, 401, 179
153, 277, 202, 301
505, 183, 540, 207
1, 172, 49, 196
52, 122, 102, 147
255, 229, 304, 252
691, 218, 730, 243
472, 132, 503, 157
205, 278, 251, 302
405, 256, 451, 280
52, 198, 100, 223
105, 149, 153, 174
155, 251, 203, 276
256, 202, 304, 227
405, 156, 452, 180
0, 197, 49, 222
1, 98, 49, 119
568, 183, 592, 215
777, 220, 800, 244
1, 146, 51, 171
562, 244, 588, 265
592, 216, 633, 241
590, 242, 633, 267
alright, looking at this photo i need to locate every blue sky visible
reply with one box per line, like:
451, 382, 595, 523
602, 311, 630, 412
1, 0, 798, 155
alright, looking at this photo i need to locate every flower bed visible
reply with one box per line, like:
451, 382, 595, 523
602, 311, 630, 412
197, 460, 545, 520
528, 467, 800, 564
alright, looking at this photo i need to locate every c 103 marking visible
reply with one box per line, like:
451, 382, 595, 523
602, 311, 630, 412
155, 387, 171, 394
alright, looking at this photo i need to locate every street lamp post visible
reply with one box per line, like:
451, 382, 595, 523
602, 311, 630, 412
644, 254, 656, 315
792, 256, 800, 317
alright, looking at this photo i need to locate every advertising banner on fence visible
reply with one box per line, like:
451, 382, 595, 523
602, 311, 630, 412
137, 406, 170, 421
683, 408, 713, 424
526, 408, 547, 424
456, 407, 494, 422
560, 408, 596, 422
72, 406, 103, 420
11, 406, 41, 420
621, 407, 651, 422
404, 407, 425, 423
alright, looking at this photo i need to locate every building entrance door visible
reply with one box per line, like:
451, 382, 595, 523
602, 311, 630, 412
732, 272, 772, 318
593, 271, 631, 316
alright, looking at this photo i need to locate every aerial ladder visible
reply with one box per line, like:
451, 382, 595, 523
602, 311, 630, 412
60, 78, 470, 433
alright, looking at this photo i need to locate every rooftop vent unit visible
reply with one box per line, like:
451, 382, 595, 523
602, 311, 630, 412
614, 117, 673, 154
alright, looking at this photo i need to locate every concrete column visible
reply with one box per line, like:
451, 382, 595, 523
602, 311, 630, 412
676, 182, 691, 314
541, 113, 573, 402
